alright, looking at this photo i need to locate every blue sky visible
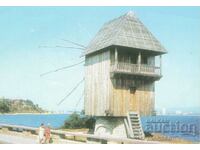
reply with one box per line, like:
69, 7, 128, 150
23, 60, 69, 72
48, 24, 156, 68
0, 7, 199, 112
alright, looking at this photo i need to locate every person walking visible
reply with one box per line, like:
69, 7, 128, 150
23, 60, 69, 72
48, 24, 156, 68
38, 123, 45, 144
44, 123, 51, 144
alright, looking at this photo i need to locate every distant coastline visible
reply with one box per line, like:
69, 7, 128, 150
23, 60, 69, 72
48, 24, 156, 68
0, 112, 73, 115
0, 98, 46, 114
0, 112, 48, 115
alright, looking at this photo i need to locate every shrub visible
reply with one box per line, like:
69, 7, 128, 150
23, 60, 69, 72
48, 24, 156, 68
63, 112, 96, 129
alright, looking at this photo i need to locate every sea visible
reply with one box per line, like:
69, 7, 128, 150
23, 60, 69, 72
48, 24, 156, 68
0, 114, 199, 142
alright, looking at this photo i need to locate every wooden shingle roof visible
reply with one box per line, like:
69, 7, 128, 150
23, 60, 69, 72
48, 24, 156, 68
85, 11, 166, 55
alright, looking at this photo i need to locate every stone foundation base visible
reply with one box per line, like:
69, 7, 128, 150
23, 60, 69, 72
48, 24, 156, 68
94, 117, 127, 138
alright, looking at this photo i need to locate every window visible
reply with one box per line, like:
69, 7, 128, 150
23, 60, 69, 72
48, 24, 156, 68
131, 55, 137, 64
141, 56, 148, 64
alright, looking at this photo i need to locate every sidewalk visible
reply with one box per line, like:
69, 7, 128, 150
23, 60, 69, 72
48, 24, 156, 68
0, 133, 37, 144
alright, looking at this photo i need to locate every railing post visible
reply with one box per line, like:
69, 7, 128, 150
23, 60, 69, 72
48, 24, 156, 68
137, 52, 141, 72
115, 47, 118, 70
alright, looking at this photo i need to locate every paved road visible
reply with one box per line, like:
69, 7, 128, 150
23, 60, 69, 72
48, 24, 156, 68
0, 134, 37, 144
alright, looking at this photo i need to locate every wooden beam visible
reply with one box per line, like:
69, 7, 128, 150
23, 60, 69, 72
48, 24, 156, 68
137, 52, 141, 71
115, 47, 118, 70
115, 47, 118, 63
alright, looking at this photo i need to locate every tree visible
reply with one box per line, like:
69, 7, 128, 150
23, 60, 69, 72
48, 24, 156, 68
25, 99, 34, 106
0, 101, 10, 113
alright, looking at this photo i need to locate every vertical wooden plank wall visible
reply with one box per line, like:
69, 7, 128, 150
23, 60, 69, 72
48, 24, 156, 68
110, 78, 155, 116
84, 51, 111, 116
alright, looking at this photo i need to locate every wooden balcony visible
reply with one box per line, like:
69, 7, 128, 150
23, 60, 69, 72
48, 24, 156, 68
110, 62, 162, 80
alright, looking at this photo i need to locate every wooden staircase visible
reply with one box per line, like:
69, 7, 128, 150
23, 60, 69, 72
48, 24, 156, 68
125, 112, 145, 140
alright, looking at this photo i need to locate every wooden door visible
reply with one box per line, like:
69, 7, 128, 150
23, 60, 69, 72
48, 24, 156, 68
129, 88, 138, 112
126, 79, 136, 113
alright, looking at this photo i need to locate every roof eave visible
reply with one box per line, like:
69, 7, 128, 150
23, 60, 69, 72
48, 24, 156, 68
84, 44, 167, 56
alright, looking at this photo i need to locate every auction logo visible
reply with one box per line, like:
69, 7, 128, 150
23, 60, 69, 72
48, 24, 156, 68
145, 119, 198, 136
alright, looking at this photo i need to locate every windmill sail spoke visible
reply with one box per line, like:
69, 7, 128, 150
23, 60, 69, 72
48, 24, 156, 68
60, 39, 86, 48
40, 60, 84, 77
57, 78, 84, 106
74, 91, 84, 112
39, 45, 84, 50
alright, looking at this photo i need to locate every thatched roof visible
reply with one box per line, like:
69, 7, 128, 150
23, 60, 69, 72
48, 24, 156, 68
85, 11, 166, 55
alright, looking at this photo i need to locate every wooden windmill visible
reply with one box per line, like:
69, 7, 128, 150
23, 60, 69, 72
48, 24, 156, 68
84, 11, 167, 138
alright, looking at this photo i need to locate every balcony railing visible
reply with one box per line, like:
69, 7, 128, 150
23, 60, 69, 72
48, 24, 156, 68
110, 62, 161, 78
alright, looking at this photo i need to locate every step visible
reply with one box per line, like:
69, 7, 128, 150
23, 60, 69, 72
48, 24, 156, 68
133, 134, 141, 137
129, 113, 138, 115
131, 126, 140, 129
129, 115, 138, 118
130, 118, 138, 120
132, 126, 141, 129
132, 129, 141, 132
131, 121, 140, 123
133, 136, 141, 139
133, 131, 142, 133
131, 123, 140, 127
131, 123, 140, 126
131, 120, 139, 123
131, 122, 140, 124
130, 118, 139, 120
129, 115, 139, 117
133, 132, 141, 135
130, 116, 139, 118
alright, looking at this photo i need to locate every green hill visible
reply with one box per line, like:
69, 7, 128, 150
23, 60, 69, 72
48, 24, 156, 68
0, 98, 45, 113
